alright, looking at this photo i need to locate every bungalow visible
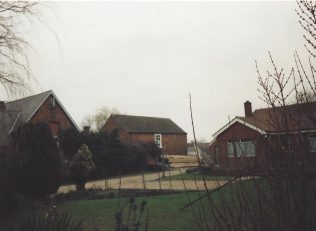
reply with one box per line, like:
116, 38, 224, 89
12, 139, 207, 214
102, 114, 187, 155
209, 100, 316, 171
0, 90, 79, 153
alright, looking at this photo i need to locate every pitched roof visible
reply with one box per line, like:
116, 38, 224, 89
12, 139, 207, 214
110, 114, 187, 134
212, 101, 316, 138
0, 90, 79, 146
5, 90, 52, 124
5, 90, 79, 131
239, 102, 316, 133
0, 110, 20, 146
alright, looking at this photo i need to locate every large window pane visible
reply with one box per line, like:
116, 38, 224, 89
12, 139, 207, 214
227, 141, 256, 157
309, 137, 316, 152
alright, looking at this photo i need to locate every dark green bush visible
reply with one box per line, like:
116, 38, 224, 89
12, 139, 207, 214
69, 144, 95, 190
59, 128, 162, 179
59, 127, 82, 160
0, 152, 17, 219
14, 209, 83, 231
10, 123, 62, 199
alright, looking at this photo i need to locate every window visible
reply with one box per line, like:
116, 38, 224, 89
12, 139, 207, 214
308, 136, 316, 152
215, 146, 220, 166
53, 136, 60, 150
227, 140, 256, 157
154, 134, 162, 148
48, 96, 56, 108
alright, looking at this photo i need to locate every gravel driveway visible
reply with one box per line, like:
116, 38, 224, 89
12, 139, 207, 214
57, 169, 226, 194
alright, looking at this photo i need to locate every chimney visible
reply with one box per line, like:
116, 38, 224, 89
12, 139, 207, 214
0, 101, 6, 111
83, 126, 90, 134
244, 100, 252, 117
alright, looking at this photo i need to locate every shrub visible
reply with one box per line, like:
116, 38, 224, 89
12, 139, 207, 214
114, 197, 148, 231
84, 130, 148, 177
60, 129, 161, 179
0, 152, 17, 219
10, 123, 62, 199
14, 209, 83, 231
59, 128, 82, 160
69, 144, 95, 190
82, 131, 109, 177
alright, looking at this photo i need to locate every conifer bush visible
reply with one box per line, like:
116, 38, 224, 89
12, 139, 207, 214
69, 144, 96, 190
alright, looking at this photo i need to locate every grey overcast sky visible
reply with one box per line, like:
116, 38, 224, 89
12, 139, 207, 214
4, 1, 309, 141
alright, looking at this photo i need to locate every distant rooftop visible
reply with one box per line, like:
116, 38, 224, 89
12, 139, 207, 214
238, 101, 316, 133
110, 114, 187, 134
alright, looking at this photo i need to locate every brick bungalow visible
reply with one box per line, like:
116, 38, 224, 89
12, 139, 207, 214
209, 101, 316, 171
102, 114, 187, 155
0, 90, 79, 153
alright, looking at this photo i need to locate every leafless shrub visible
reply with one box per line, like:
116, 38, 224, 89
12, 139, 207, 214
114, 197, 148, 231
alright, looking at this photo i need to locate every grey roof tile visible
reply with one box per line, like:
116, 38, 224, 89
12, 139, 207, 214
0, 110, 20, 146
111, 114, 187, 134
5, 90, 51, 124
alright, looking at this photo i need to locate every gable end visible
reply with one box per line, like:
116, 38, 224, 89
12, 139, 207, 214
212, 117, 266, 139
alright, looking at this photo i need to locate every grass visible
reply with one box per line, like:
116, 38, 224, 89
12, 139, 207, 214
1, 179, 259, 231
160, 172, 233, 181
58, 192, 204, 231
57, 179, 256, 231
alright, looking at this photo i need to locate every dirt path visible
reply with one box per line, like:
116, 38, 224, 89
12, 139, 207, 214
57, 169, 226, 194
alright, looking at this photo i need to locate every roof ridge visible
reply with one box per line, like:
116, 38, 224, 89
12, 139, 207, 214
112, 114, 171, 120
111, 114, 186, 134
253, 101, 316, 114
6, 90, 52, 104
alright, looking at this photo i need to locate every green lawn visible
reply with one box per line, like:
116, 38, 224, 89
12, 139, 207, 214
57, 179, 255, 231
2, 179, 263, 231
161, 172, 233, 181
58, 192, 218, 231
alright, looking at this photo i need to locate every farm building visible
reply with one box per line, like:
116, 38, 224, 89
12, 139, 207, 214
102, 114, 187, 155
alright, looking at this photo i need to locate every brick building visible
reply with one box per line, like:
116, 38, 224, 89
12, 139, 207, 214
209, 101, 316, 171
0, 90, 79, 152
102, 114, 187, 155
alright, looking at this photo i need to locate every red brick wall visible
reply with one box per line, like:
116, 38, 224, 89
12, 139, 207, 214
128, 133, 153, 143
101, 116, 129, 141
129, 133, 187, 155
162, 134, 187, 155
102, 116, 187, 155
210, 122, 316, 172
30, 97, 75, 136
209, 122, 261, 169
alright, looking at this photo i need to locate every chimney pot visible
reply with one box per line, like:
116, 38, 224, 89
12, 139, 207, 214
0, 101, 6, 111
244, 101, 252, 117
83, 126, 90, 134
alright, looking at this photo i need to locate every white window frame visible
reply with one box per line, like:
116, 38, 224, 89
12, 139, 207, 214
308, 136, 316, 152
154, 134, 162, 148
53, 135, 60, 150
49, 96, 56, 108
227, 140, 256, 157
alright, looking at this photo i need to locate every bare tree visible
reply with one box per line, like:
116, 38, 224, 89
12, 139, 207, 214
0, 1, 39, 97
94, 107, 119, 131
296, 0, 316, 58
81, 106, 120, 131
81, 114, 94, 129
